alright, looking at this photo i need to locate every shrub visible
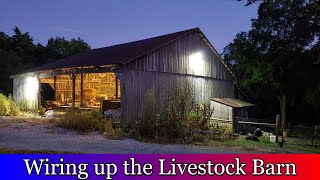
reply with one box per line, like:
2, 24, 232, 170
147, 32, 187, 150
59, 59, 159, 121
56, 110, 124, 139
210, 123, 232, 141
0, 94, 10, 116
186, 104, 211, 142
131, 83, 232, 144
38, 107, 46, 116
137, 88, 158, 138
124, 121, 140, 139
0, 93, 20, 116
8, 95, 20, 116
134, 82, 197, 143
56, 110, 101, 132
160, 82, 194, 142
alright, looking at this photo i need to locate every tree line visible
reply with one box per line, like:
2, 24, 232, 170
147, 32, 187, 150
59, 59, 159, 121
225, 0, 320, 124
0, 27, 90, 94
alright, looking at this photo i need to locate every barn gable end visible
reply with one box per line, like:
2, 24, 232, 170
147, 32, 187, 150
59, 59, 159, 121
123, 29, 235, 81
119, 29, 235, 123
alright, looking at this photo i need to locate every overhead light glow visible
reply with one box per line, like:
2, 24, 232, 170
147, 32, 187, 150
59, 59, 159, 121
189, 52, 204, 75
25, 76, 39, 101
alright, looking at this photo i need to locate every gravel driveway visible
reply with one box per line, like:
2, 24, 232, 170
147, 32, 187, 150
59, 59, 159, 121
1, 116, 309, 154
0, 116, 235, 154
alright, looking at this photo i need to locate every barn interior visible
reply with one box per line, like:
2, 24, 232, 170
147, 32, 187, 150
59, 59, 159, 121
39, 72, 120, 109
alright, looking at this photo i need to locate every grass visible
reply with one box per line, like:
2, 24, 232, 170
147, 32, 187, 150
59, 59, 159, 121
208, 136, 320, 153
284, 137, 320, 153
0, 148, 78, 154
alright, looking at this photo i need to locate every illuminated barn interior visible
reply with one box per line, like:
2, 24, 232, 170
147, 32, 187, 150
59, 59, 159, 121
12, 28, 237, 123
40, 73, 120, 108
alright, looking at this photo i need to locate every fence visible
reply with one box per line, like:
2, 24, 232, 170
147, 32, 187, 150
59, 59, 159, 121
236, 117, 276, 127
237, 117, 320, 147
289, 125, 320, 147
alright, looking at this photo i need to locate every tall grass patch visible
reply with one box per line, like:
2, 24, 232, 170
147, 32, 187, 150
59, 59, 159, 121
56, 110, 123, 139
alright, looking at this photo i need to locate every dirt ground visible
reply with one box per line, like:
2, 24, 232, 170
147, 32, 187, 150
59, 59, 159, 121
0, 116, 311, 154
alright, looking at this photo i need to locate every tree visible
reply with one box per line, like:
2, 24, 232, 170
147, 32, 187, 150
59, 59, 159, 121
0, 49, 23, 94
46, 37, 90, 62
0, 27, 91, 94
11, 27, 37, 67
224, 0, 320, 125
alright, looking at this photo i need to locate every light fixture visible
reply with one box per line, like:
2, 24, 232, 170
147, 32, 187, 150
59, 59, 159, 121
25, 76, 39, 101
189, 52, 204, 75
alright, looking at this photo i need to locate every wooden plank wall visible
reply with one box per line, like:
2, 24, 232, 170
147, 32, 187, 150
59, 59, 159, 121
120, 31, 235, 123
13, 75, 39, 110
120, 70, 234, 123
125, 31, 234, 81
210, 101, 233, 121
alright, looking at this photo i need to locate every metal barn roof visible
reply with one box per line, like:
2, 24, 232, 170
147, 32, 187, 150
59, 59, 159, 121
29, 28, 197, 72
21, 28, 236, 80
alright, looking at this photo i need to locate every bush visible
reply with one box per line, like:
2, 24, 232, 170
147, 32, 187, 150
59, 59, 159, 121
134, 82, 197, 143
137, 89, 158, 138
210, 123, 232, 141
0, 94, 10, 116
131, 83, 233, 144
56, 110, 102, 132
8, 95, 20, 116
38, 107, 46, 116
160, 82, 194, 142
0, 93, 20, 116
56, 110, 124, 139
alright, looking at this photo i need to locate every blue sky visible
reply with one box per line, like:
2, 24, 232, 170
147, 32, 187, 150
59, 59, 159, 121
0, 0, 259, 53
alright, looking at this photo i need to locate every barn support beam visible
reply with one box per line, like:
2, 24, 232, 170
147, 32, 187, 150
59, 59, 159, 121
115, 76, 119, 99
37, 66, 116, 79
53, 76, 57, 100
232, 108, 238, 133
71, 73, 77, 110
80, 74, 84, 107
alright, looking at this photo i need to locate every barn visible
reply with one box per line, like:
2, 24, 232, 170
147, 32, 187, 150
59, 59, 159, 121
12, 28, 237, 123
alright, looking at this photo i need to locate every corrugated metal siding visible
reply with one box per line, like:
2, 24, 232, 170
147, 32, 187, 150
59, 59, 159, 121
124, 31, 234, 81
119, 70, 234, 123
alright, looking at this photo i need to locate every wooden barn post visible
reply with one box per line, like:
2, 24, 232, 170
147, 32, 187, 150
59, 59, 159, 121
232, 108, 237, 133
53, 76, 57, 100
80, 74, 84, 107
115, 76, 119, 99
275, 115, 280, 143
71, 73, 77, 110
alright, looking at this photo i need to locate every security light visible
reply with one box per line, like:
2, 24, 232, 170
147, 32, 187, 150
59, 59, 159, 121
189, 52, 204, 75
25, 76, 39, 101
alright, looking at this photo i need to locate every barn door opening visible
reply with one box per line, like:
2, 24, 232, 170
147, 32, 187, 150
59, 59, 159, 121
39, 72, 120, 109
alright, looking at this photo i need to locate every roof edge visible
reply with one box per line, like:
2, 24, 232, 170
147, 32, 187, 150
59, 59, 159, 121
121, 28, 200, 65
196, 29, 237, 81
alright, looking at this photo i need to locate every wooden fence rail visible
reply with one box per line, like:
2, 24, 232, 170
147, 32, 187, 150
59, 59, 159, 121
236, 117, 276, 126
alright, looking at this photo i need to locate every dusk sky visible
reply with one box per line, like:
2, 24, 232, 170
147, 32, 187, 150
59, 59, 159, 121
0, 0, 259, 53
